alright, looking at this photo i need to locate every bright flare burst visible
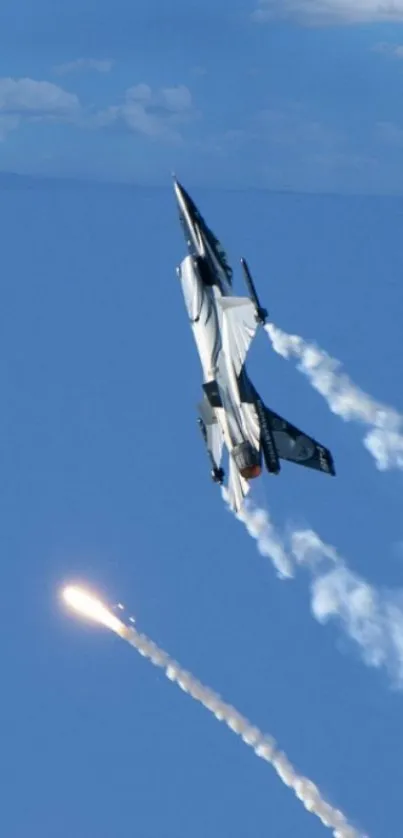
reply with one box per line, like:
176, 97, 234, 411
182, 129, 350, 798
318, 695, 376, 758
63, 586, 127, 636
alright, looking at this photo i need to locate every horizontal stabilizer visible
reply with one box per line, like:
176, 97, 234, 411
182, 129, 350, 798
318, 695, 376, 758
265, 406, 336, 476
227, 455, 250, 513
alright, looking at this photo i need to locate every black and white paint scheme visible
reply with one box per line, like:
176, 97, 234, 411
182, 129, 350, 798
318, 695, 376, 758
174, 179, 336, 512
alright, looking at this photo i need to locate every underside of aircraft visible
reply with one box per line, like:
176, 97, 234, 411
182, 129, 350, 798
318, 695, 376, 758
174, 178, 335, 512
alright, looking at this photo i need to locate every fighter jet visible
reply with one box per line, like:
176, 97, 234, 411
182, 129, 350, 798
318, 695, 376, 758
173, 178, 335, 512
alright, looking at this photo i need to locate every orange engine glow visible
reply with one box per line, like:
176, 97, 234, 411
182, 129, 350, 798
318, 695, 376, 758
240, 464, 262, 480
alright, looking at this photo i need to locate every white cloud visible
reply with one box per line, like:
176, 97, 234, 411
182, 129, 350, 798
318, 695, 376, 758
0, 77, 80, 116
161, 85, 192, 112
253, 0, 403, 26
54, 58, 114, 75
0, 77, 81, 141
0, 77, 196, 147
99, 82, 195, 143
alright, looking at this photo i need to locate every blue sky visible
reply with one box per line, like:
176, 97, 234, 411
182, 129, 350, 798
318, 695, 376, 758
1, 0, 403, 191
3, 182, 403, 838
2, 3, 403, 838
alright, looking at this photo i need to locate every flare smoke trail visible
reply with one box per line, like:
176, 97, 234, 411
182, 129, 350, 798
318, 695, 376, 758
64, 586, 362, 838
265, 322, 403, 471
223, 494, 403, 686
126, 626, 362, 837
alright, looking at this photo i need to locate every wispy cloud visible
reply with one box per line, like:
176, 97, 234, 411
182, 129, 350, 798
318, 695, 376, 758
54, 58, 114, 75
0, 77, 196, 146
97, 83, 196, 143
0, 77, 80, 115
223, 102, 356, 164
220, 104, 339, 152
201, 97, 399, 193
257, 105, 340, 148
253, 0, 403, 26
0, 77, 81, 139
0, 114, 20, 140
372, 41, 403, 59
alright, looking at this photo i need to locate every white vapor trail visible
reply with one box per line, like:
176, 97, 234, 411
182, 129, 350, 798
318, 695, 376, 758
222, 487, 293, 579
265, 322, 403, 471
123, 623, 362, 837
226, 493, 403, 687
291, 529, 403, 686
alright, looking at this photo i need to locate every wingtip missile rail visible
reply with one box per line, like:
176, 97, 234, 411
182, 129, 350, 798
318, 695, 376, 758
240, 257, 268, 325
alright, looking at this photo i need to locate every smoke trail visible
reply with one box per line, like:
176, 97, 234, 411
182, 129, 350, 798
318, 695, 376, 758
222, 490, 403, 686
291, 529, 403, 686
221, 487, 294, 579
122, 623, 362, 838
265, 323, 403, 471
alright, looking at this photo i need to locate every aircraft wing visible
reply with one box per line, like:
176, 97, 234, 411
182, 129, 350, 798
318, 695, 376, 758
198, 395, 224, 469
218, 297, 258, 377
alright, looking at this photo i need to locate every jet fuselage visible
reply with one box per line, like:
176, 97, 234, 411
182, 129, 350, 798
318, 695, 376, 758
177, 253, 262, 480
173, 176, 336, 512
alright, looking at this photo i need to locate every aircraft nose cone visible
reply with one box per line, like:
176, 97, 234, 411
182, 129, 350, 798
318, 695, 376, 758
173, 176, 184, 201
173, 178, 190, 221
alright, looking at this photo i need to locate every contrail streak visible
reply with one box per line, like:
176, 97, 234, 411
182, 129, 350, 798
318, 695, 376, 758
221, 487, 293, 579
224, 491, 403, 687
122, 623, 362, 838
291, 529, 403, 687
265, 323, 403, 471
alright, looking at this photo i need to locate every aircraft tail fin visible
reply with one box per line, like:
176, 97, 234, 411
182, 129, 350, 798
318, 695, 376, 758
254, 397, 281, 474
